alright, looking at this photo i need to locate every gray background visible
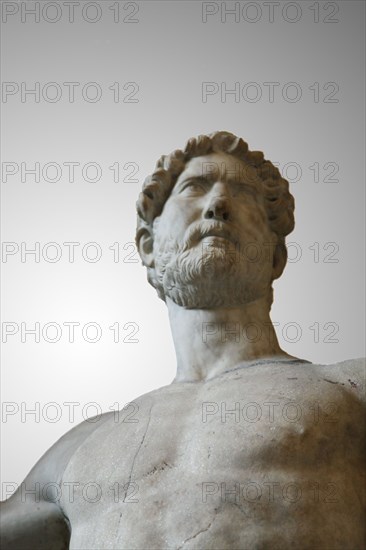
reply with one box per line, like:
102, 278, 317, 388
1, 0, 365, 494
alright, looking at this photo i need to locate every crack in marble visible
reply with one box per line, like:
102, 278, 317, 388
122, 404, 154, 503
177, 520, 213, 550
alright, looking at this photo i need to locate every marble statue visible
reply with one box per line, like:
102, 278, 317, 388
1, 131, 365, 549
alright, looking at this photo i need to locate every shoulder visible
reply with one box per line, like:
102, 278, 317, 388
0, 412, 115, 547
311, 357, 365, 383
6, 411, 115, 507
308, 357, 366, 402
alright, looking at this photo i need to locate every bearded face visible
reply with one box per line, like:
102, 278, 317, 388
143, 153, 278, 309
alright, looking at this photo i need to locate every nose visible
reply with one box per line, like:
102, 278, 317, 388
204, 183, 231, 221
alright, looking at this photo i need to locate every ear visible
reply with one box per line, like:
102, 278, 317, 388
136, 227, 154, 268
271, 242, 287, 281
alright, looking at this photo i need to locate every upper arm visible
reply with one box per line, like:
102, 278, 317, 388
0, 497, 70, 550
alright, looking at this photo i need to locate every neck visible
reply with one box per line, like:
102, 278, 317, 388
166, 296, 295, 382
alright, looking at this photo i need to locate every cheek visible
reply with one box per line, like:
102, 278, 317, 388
160, 199, 200, 236
239, 200, 270, 232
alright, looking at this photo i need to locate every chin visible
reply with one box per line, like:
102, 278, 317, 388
158, 249, 269, 309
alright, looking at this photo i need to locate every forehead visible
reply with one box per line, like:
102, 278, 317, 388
176, 152, 258, 183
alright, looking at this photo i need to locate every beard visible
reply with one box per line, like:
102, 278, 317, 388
152, 220, 273, 309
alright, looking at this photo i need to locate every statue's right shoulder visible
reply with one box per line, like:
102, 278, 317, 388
0, 412, 116, 549
4, 410, 116, 509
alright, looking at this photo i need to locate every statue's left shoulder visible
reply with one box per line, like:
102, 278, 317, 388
316, 357, 366, 401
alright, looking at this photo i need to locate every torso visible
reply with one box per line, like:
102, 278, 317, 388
60, 359, 366, 550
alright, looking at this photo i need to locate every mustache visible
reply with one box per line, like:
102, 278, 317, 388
181, 221, 238, 252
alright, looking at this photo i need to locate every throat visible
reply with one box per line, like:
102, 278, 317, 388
166, 296, 292, 383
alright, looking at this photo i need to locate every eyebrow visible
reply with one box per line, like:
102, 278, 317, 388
174, 174, 259, 194
176, 175, 212, 187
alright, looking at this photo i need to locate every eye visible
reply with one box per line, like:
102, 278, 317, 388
180, 181, 205, 193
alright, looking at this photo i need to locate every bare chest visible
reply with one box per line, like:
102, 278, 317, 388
61, 366, 365, 549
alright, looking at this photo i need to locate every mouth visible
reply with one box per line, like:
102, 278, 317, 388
183, 223, 239, 252
200, 229, 237, 246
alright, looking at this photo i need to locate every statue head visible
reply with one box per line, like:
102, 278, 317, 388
136, 131, 295, 310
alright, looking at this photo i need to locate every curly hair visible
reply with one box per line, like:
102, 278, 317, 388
135, 131, 295, 307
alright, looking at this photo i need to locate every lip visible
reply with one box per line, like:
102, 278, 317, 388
201, 231, 236, 245
202, 235, 230, 241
